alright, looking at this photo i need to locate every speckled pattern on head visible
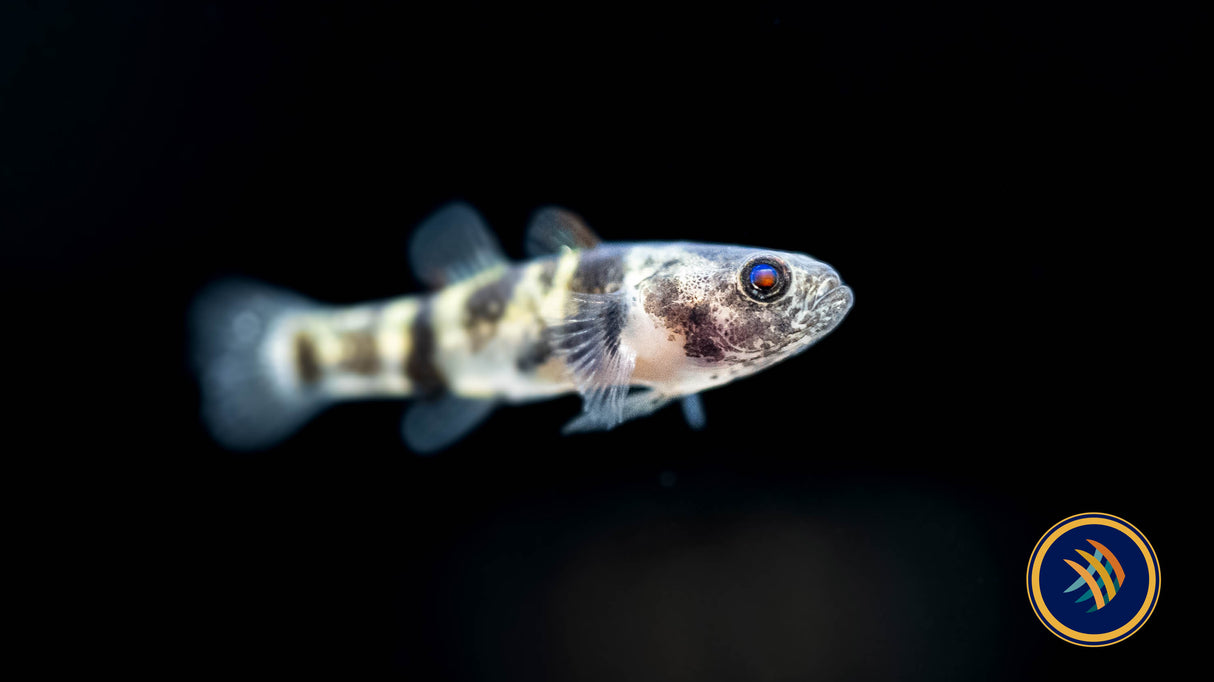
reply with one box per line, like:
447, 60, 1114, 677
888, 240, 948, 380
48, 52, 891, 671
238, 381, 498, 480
626, 243, 852, 383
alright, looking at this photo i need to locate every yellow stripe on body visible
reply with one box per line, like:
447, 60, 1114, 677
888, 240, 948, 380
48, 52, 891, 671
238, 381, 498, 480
517, 249, 581, 394
377, 297, 420, 385
540, 248, 580, 321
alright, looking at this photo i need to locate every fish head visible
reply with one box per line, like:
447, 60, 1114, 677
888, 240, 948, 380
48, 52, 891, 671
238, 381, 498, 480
633, 243, 853, 387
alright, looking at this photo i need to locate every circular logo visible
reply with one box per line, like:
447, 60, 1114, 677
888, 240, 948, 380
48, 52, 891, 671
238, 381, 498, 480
1026, 512, 1160, 646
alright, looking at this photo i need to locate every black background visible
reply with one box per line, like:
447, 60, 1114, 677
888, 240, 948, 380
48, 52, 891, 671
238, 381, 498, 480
5, 1, 1201, 679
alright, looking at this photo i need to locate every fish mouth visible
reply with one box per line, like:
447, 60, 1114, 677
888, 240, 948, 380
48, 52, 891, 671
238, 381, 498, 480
810, 282, 849, 325
720, 282, 852, 367
797, 282, 853, 341
812, 283, 853, 316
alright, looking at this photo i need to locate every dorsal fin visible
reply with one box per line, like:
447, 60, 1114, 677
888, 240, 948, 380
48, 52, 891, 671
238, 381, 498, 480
525, 206, 602, 258
409, 202, 508, 289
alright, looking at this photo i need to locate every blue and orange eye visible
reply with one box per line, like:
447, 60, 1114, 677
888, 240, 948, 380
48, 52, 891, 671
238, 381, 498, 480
749, 264, 779, 290
740, 257, 790, 302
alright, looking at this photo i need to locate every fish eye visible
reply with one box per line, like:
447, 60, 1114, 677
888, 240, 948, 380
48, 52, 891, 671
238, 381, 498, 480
739, 256, 790, 302
750, 264, 778, 290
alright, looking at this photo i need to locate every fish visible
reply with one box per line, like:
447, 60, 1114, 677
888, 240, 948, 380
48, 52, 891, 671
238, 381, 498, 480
190, 202, 854, 453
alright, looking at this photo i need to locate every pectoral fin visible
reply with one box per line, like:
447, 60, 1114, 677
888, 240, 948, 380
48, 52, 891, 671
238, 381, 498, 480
548, 290, 636, 431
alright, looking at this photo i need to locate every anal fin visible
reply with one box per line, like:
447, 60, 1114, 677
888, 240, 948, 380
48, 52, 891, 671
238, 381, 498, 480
402, 395, 496, 455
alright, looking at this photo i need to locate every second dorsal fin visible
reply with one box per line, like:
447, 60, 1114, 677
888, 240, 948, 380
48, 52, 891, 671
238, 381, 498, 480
409, 202, 508, 289
525, 206, 602, 258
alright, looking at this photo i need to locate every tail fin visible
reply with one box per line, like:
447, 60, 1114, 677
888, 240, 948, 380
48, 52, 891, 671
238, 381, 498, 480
190, 278, 325, 451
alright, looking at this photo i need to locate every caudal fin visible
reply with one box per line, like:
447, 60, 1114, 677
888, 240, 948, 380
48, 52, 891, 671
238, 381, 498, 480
190, 278, 325, 451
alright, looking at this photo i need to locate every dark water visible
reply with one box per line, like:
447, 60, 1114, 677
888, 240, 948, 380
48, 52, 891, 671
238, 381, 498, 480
6, 2, 1198, 679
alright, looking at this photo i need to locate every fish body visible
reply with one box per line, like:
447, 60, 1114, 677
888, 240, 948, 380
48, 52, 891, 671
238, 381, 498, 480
192, 203, 854, 452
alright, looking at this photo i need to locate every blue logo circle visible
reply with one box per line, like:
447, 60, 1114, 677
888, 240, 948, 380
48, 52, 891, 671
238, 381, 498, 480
1026, 512, 1160, 646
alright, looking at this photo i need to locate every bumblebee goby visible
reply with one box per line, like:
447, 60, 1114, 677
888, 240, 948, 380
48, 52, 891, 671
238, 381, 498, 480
192, 203, 854, 452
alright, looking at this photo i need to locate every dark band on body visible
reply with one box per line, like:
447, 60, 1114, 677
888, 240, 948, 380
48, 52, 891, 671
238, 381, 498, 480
570, 248, 625, 294
294, 332, 322, 385
536, 258, 558, 292
464, 268, 522, 352
405, 298, 444, 394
